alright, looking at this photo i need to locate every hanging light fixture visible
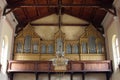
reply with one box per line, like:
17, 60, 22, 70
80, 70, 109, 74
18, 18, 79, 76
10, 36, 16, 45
51, 0, 68, 72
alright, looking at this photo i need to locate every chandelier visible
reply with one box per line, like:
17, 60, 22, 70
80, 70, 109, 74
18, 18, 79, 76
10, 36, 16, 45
52, 49, 68, 71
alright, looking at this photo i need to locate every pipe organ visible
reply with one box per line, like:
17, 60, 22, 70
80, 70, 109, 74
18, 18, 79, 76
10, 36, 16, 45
14, 26, 105, 61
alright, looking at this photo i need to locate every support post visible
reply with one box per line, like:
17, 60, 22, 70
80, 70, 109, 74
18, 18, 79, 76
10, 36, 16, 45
35, 73, 38, 80
106, 72, 111, 80
82, 73, 85, 80
70, 72, 73, 80
48, 73, 51, 80
9, 73, 14, 80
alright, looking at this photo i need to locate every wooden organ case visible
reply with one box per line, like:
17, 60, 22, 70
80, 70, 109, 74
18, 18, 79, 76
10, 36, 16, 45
14, 26, 105, 61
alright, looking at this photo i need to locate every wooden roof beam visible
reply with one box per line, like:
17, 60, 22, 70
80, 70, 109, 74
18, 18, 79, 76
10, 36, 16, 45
104, 6, 117, 16
30, 23, 90, 26
5, 4, 112, 8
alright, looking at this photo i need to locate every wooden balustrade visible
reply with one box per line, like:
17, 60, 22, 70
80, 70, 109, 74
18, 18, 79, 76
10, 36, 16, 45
8, 60, 112, 73
7, 60, 112, 80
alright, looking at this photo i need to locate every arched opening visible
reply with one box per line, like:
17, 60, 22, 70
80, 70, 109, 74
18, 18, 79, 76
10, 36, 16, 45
112, 35, 120, 71
1, 36, 8, 73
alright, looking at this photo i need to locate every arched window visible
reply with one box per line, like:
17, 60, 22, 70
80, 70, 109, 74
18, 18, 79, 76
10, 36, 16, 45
112, 35, 120, 70
1, 36, 8, 73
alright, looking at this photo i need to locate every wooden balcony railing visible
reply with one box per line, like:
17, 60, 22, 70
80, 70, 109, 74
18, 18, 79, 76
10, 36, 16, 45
7, 60, 112, 73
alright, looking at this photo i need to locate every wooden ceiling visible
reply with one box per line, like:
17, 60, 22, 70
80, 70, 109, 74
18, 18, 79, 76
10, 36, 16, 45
4, 0, 114, 33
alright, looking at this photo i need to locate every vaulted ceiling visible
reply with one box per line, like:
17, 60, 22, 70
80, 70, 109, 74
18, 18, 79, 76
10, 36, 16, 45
4, 0, 114, 33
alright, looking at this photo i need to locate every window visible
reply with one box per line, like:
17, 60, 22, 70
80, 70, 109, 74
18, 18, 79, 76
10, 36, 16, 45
112, 35, 120, 70
1, 36, 8, 73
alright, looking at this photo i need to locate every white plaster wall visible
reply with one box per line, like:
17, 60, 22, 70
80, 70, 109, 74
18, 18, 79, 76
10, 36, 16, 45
34, 26, 85, 40
0, 0, 16, 60
0, 0, 6, 9
103, 16, 120, 80
0, 10, 2, 59
106, 18, 117, 61
0, 17, 14, 80
106, 17, 120, 80
33, 14, 87, 40
0, 0, 6, 62
32, 14, 88, 24
102, 0, 120, 79
0, 1, 15, 80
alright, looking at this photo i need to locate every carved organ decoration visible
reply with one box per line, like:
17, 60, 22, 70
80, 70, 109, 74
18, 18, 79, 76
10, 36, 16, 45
80, 26, 105, 54
55, 30, 65, 56
14, 25, 105, 61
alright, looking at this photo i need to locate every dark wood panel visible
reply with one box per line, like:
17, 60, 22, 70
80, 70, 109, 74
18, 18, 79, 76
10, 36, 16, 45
73, 0, 83, 4
37, 0, 48, 4
10, 62, 35, 71
8, 60, 112, 73
37, 62, 50, 71
26, 7, 37, 18
13, 8, 27, 21
49, 0, 58, 4
70, 61, 83, 71
84, 63, 109, 71
62, 0, 72, 4
23, 0, 34, 5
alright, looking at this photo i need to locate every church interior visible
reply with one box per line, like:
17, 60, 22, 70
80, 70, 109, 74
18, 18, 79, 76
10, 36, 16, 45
0, 0, 120, 80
